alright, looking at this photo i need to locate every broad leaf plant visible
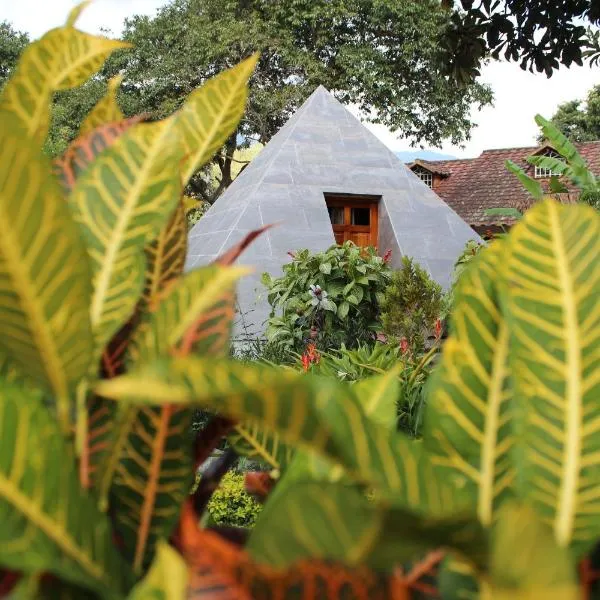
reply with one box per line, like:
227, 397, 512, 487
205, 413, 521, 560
1, 6, 600, 600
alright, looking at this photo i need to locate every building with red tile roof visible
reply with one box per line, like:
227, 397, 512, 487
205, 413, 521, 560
407, 141, 600, 236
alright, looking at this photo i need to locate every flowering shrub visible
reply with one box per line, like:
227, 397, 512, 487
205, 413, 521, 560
262, 242, 392, 352
207, 471, 262, 527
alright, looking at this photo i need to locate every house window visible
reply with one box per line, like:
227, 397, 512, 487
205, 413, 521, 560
324, 194, 379, 249
534, 149, 561, 178
412, 166, 433, 188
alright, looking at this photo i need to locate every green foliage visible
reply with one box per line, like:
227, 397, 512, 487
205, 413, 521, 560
0, 21, 29, 88
263, 242, 391, 352
450, 239, 486, 304
207, 471, 262, 528
444, 0, 600, 85
542, 83, 600, 143
380, 256, 445, 353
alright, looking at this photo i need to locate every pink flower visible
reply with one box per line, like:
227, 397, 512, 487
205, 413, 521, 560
434, 318, 442, 340
287, 251, 296, 259
383, 249, 392, 263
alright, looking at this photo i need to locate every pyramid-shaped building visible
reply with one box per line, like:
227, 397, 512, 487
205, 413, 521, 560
186, 86, 481, 336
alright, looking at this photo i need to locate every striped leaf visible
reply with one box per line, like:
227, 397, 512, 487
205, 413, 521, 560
101, 267, 244, 571
0, 120, 94, 431
176, 54, 258, 186
248, 480, 486, 571
111, 404, 194, 573
129, 265, 246, 363
0, 21, 127, 144
141, 200, 188, 311
503, 200, 600, 554
53, 116, 145, 192
424, 240, 514, 527
231, 367, 400, 475
128, 542, 188, 600
438, 558, 480, 600
69, 118, 185, 358
229, 421, 294, 470
79, 75, 125, 136
178, 502, 398, 600
96, 358, 461, 515
0, 382, 132, 597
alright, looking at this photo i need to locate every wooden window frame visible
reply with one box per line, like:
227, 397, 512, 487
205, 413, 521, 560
324, 193, 379, 249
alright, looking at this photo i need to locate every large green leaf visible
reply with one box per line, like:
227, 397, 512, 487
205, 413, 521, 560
0, 11, 127, 144
101, 267, 244, 571
53, 116, 144, 192
424, 241, 514, 527
505, 160, 543, 200
247, 480, 487, 571
0, 120, 94, 431
503, 200, 600, 555
176, 54, 258, 186
127, 541, 187, 600
69, 118, 185, 358
79, 75, 125, 137
140, 201, 188, 312
0, 383, 132, 598
97, 358, 462, 515
228, 421, 294, 470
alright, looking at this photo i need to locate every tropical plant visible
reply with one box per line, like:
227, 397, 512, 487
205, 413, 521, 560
102, 197, 600, 598
380, 256, 446, 353
263, 241, 392, 352
206, 471, 262, 528
450, 238, 486, 298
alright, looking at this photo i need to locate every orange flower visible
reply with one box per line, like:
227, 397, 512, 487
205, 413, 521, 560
400, 337, 409, 355
434, 318, 442, 340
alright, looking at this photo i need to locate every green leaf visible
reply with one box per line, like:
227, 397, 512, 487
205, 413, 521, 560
248, 480, 487, 571
506, 160, 543, 200
353, 366, 401, 431
504, 200, 600, 555
438, 557, 480, 600
79, 75, 125, 136
177, 55, 258, 186
337, 300, 350, 319
484, 207, 523, 220
0, 383, 132, 597
425, 241, 513, 527
69, 118, 185, 358
128, 541, 188, 600
319, 262, 332, 275
97, 358, 462, 514
0, 120, 94, 431
141, 201, 188, 311
228, 420, 294, 470
0, 22, 128, 145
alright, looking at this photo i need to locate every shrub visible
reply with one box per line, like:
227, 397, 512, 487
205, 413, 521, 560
449, 239, 485, 302
207, 471, 262, 527
262, 242, 392, 352
380, 256, 445, 353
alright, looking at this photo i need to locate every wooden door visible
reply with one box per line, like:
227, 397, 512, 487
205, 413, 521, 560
326, 199, 378, 249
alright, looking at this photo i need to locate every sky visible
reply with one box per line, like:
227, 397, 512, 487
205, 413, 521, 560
3, 0, 598, 158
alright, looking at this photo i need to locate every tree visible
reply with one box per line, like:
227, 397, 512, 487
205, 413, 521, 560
0, 21, 29, 88
542, 84, 600, 143
110, 0, 492, 204
444, 1, 600, 84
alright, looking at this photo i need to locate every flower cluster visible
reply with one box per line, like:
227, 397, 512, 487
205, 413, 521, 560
301, 343, 321, 372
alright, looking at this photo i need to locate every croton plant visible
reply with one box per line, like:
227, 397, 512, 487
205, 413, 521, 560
0, 5, 599, 600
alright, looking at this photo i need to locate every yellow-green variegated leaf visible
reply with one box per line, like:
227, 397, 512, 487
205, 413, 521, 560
97, 358, 462, 515
0, 120, 94, 431
424, 240, 513, 527
79, 75, 125, 136
69, 119, 185, 357
353, 366, 401, 431
128, 542, 188, 600
0, 383, 133, 597
97, 266, 244, 572
0, 23, 128, 144
177, 54, 258, 186
248, 480, 487, 571
129, 265, 247, 362
504, 200, 600, 554
141, 201, 188, 311
229, 420, 294, 470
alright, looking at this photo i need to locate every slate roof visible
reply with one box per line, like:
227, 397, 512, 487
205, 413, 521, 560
186, 86, 480, 337
412, 141, 600, 227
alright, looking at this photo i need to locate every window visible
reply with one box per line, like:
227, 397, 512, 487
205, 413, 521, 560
534, 149, 561, 178
412, 165, 433, 188
324, 194, 379, 249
